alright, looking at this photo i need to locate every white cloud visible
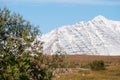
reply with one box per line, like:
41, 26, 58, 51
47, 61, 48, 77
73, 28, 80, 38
1, 0, 120, 5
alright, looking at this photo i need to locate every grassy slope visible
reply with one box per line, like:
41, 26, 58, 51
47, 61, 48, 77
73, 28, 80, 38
52, 55, 120, 80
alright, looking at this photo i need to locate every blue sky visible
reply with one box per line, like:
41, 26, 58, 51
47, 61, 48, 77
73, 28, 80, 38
0, 0, 120, 34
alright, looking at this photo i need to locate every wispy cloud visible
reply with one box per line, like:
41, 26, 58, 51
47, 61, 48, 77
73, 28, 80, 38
1, 0, 120, 5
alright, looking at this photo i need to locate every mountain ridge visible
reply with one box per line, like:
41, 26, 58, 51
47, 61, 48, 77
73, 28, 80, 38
40, 15, 120, 55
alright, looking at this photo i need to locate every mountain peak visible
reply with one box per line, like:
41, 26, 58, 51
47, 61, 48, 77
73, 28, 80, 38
93, 15, 107, 21
41, 16, 120, 55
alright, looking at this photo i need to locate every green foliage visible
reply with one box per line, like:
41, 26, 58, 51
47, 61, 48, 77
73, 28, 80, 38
0, 8, 52, 80
89, 60, 105, 71
50, 50, 67, 68
80, 63, 90, 68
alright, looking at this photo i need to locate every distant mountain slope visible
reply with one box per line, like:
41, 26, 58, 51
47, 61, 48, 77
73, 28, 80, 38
40, 15, 120, 55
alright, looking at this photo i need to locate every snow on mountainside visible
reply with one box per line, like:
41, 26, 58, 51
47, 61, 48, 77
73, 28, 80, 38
40, 15, 120, 55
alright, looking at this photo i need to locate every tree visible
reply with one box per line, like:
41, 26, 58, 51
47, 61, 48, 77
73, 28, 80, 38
0, 8, 52, 80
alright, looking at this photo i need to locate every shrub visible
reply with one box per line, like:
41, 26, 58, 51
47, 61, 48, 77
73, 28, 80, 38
80, 63, 90, 68
51, 53, 67, 68
89, 60, 105, 70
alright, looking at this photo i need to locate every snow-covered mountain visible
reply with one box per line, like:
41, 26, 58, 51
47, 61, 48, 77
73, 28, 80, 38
40, 15, 120, 55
